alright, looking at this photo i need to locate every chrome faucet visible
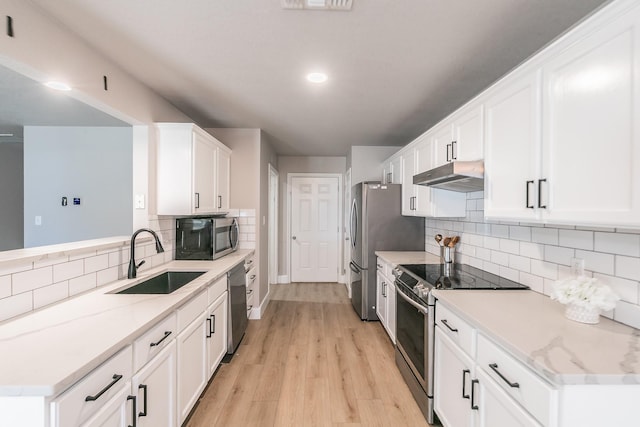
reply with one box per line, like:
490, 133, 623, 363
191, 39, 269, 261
128, 228, 165, 279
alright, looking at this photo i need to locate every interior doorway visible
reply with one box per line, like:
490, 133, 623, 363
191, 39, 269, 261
288, 173, 342, 283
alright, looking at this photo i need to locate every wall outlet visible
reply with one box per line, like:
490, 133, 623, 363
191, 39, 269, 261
135, 194, 145, 209
570, 257, 585, 276
35, 216, 42, 226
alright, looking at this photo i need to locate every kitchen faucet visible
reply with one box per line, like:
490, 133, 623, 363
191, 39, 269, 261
128, 228, 165, 279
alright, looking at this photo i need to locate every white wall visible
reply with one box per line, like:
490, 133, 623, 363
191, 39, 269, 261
23, 126, 133, 247
349, 146, 400, 184
0, 142, 23, 250
428, 191, 640, 330
277, 156, 346, 277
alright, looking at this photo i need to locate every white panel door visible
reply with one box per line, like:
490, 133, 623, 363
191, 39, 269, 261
82, 386, 131, 427
132, 342, 176, 427
192, 132, 216, 213
176, 314, 207, 424
215, 147, 230, 212
432, 122, 454, 167
542, 9, 640, 226
401, 151, 416, 216
484, 70, 542, 221
452, 105, 484, 161
291, 176, 339, 282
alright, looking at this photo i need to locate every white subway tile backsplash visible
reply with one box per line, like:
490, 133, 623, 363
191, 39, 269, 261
476, 247, 492, 261
615, 256, 640, 281
53, 259, 84, 283
12, 267, 53, 294
509, 254, 531, 273
559, 229, 594, 250
593, 273, 638, 304
575, 249, 614, 275
463, 222, 476, 233
69, 273, 97, 296
484, 236, 500, 250
97, 267, 119, 287
544, 245, 574, 266
469, 257, 483, 269
491, 251, 509, 267
499, 239, 520, 255
467, 234, 484, 247
499, 266, 519, 282
519, 242, 544, 260
594, 232, 640, 257
519, 272, 544, 293
482, 261, 500, 275
84, 254, 109, 273
491, 224, 509, 238
0, 292, 32, 322
531, 227, 558, 245
34, 281, 69, 309
476, 223, 491, 236
613, 300, 640, 329
509, 226, 531, 242
531, 260, 558, 280
33, 255, 69, 268
0, 261, 33, 277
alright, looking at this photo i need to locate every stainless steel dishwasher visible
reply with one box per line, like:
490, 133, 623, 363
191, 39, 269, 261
227, 262, 248, 355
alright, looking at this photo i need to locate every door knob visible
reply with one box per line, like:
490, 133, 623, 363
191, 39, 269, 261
292, 236, 297, 240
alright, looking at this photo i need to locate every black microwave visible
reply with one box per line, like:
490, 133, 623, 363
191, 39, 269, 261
175, 217, 239, 260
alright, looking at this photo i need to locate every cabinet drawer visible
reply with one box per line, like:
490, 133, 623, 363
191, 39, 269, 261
177, 290, 207, 332
376, 258, 391, 279
207, 276, 227, 305
51, 346, 132, 427
244, 254, 255, 272
246, 267, 257, 291
133, 312, 177, 372
435, 302, 476, 358
477, 334, 556, 426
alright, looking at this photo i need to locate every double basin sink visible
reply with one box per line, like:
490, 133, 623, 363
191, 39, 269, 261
116, 271, 205, 294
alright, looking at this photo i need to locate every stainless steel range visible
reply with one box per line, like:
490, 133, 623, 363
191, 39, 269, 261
393, 263, 530, 425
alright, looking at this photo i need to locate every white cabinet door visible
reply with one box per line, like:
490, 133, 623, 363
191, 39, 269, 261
475, 369, 541, 427
176, 313, 207, 424
192, 131, 217, 214
432, 123, 454, 167
484, 70, 542, 221
401, 150, 417, 215
389, 156, 402, 184
541, 9, 640, 227
81, 385, 131, 427
216, 147, 231, 212
414, 141, 433, 216
132, 341, 177, 427
206, 292, 228, 378
452, 105, 484, 162
434, 328, 476, 427
386, 280, 396, 344
375, 270, 387, 327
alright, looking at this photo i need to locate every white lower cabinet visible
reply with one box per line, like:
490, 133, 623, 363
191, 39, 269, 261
176, 312, 207, 425
132, 341, 177, 427
375, 257, 396, 344
81, 384, 133, 427
206, 292, 228, 378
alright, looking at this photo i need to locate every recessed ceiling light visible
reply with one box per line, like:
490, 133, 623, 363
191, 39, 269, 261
307, 72, 328, 83
44, 81, 72, 91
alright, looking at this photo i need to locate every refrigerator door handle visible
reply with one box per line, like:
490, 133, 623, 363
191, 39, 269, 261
349, 261, 360, 274
350, 198, 358, 249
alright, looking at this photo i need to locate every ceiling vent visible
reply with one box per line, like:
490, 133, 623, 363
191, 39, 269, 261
281, 0, 353, 11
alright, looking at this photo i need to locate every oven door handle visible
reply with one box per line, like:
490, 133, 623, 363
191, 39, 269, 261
396, 286, 429, 315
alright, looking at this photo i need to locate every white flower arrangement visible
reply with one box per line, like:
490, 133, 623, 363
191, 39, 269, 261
550, 276, 619, 311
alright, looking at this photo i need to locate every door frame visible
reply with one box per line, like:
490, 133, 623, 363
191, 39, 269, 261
286, 172, 343, 283
268, 164, 279, 286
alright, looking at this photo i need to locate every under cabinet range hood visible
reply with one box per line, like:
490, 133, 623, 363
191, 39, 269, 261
413, 160, 484, 192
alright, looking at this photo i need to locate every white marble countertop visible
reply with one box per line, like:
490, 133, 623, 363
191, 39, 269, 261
0, 250, 253, 397
375, 251, 440, 266
433, 289, 640, 386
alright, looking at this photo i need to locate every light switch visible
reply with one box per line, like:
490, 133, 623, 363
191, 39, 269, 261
35, 216, 42, 226
135, 194, 145, 209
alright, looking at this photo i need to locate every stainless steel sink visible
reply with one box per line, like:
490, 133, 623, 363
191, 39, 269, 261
117, 271, 205, 294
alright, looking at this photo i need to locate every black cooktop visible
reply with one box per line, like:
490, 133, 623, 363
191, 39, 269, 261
400, 263, 530, 290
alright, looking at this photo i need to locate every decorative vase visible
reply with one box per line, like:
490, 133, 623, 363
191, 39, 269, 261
564, 303, 600, 324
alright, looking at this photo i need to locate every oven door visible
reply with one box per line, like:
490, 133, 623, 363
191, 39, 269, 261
395, 285, 432, 394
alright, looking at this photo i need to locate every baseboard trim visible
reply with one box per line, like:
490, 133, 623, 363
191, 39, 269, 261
277, 275, 289, 284
249, 288, 270, 319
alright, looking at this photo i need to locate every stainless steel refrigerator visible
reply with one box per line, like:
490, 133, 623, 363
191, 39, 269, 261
349, 182, 425, 320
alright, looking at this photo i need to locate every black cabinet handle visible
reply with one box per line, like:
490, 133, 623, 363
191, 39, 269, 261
206, 318, 212, 338
218, 195, 222, 209
462, 369, 470, 399
149, 331, 171, 347
441, 319, 458, 333
85, 374, 122, 401
138, 384, 148, 417
127, 395, 137, 427
211, 314, 216, 334
446, 144, 451, 162
537, 179, 547, 209
525, 180, 534, 209
471, 379, 479, 410
489, 363, 520, 388
451, 141, 457, 160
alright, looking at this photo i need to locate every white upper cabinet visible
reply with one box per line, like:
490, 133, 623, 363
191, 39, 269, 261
383, 156, 403, 184
156, 123, 231, 216
484, 70, 542, 221
540, 6, 640, 227
433, 105, 484, 167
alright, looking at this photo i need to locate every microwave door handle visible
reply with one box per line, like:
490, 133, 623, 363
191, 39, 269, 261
230, 218, 239, 250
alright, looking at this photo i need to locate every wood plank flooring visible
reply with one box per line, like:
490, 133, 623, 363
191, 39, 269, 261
186, 282, 431, 427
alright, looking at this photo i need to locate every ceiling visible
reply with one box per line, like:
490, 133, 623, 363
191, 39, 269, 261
29, 0, 610, 156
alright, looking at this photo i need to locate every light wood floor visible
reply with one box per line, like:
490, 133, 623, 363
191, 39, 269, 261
186, 282, 431, 427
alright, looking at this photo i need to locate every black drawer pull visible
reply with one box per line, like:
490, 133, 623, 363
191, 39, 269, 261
206, 318, 212, 338
441, 319, 458, 333
85, 374, 122, 401
138, 384, 148, 417
537, 179, 547, 209
525, 180, 534, 209
462, 369, 470, 399
471, 379, 479, 410
489, 363, 520, 388
211, 314, 216, 334
149, 331, 172, 347
127, 395, 137, 427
